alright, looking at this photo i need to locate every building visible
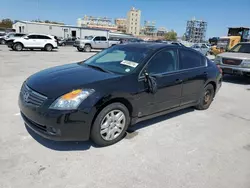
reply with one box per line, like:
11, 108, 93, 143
126, 7, 141, 36
115, 18, 127, 33
185, 17, 207, 43
13, 21, 110, 39
140, 21, 157, 36
157, 27, 168, 37
77, 15, 117, 32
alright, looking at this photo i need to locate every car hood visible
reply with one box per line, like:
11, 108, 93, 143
218, 52, 250, 60
26, 63, 122, 98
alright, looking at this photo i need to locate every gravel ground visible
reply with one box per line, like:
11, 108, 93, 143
0, 45, 250, 188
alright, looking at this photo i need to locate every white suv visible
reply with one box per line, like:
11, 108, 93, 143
12, 34, 58, 51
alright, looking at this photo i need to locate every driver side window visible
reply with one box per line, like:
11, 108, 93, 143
94, 37, 100, 41
146, 49, 178, 74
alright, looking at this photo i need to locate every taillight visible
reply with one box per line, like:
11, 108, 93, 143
217, 64, 223, 74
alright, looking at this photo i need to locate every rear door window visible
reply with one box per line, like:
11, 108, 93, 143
37, 35, 51, 39
179, 49, 203, 69
28, 35, 37, 39
100, 37, 107, 41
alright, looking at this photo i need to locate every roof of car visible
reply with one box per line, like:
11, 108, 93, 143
120, 42, 180, 50
27, 33, 53, 36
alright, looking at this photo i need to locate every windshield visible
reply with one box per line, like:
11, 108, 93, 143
81, 45, 152, 75
229, 43, 250, 53
217, 39, 229, 48
84, 36, 94, 40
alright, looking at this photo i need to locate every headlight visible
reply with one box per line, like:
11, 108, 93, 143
49, 89, 95, 110
214, 56, 222, 64
241, 60, 250, 68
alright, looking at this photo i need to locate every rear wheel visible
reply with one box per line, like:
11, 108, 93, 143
91, 103, 130, 147
0, 39, 5, 45
195, 84, 215, 110
84, 44, 91, 52
45, 44, 53, 51
14, 43, 23, 51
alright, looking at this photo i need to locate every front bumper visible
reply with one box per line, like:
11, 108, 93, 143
7, 41, 14, 48
18, 94, 94, 141
218, 65, 250, 75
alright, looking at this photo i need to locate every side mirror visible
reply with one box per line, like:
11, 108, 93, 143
144, 71, 158, 94
24, 37, 29, 40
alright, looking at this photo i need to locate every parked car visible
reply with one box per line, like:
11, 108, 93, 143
18, 43, 222, 146
73, 36, 120, 52
191, 43, 211, 56
5, 33, 26, 47
0, 32, 16, 45
58, 37, 77, 46
11, 33, 58, 51
214, 42, 250, 77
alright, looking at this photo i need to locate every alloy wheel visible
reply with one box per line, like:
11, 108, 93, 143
100, 110, 126, 141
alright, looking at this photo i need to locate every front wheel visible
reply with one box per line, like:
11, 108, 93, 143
195, 84, 215, 110
77, 47, 83, 52
13, 43, 23, 51
84, 44, 91, 52
91, 103, 130, 147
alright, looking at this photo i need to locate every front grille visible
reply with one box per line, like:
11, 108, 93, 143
21, 112, 47, 132
75, 41, 80, 45
20, 84, 47, 107
222, 58, 242, 66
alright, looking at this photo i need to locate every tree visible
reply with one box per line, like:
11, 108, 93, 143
0, 18, 13, 28
164, 30, 177, 41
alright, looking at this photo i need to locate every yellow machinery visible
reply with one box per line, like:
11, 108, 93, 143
211, 27, 250, 55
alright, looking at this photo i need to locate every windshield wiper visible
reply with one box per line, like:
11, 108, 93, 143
86, 64, 113, 74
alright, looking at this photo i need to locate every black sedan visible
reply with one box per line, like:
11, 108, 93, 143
19, 43, 222, 146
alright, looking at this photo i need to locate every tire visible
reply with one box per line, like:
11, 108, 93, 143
91, 102, 130, 147
84, 44, 91, 52
0, 39, 5, 45
195, 84, 215, 110
61, 43, 65, 46
14, 43, 23, 51
44, 44, 53, 51
77, 47, 83, 52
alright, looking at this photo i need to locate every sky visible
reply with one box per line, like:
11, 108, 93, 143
1, 0, 250, 38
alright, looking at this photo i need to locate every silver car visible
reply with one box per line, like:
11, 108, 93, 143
214, 42, 250, 77
191, 43, 211, 56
